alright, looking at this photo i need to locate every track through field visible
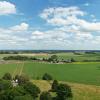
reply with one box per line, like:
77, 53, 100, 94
12, 61, 25, 78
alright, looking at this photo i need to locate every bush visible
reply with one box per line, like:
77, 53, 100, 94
48, 55, 58, 62
56, 83, 72, 100
70, 58, 75, 62
23, 82, 40, 99
0, 86, 27, 100
42, 73, 53, 80
51, 80, 58, 91
0, 80, 12, 91
40, 91, 52, 100
2, 73, 12, 80
15, 75, 29, 85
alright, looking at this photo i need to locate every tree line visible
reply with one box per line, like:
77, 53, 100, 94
3, 55, 76, 63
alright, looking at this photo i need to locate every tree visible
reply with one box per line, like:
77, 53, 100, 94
56, 84, 72, 100
70, 58, 75, 62
42, 73, 53, 80
23, 82, 40, 99
40, 92, 52, 100
51, 80, 58, 91
15, 75, 29, 85
0, 80, 12, 92
48, 55, 58, 62
0, 86, 27, 100
2, 73, 12, 80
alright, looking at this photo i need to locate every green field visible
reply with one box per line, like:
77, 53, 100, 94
0, 61, 100, 86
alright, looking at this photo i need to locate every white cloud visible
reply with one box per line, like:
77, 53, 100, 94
40, 6, 100, 32
10, 23, 29, 32
0, 5, 100, 49
40, 7, 85, 26
32, 31, 44, 35
40, 7, 84, 19
0, 1, 16, 15
0, 22, 31, 49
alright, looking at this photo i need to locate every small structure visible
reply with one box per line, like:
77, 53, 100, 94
12, 80, 18, 87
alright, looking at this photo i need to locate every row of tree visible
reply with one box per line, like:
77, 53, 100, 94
3, 55, 75, 63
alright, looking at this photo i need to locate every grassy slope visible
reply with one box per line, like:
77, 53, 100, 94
32, 80, 100, 100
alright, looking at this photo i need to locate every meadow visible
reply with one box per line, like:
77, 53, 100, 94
0, 61, 100, 86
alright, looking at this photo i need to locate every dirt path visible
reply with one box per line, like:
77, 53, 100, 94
19, 62, 24, 76
12, 62, 25, 78
12, 62, 19, 78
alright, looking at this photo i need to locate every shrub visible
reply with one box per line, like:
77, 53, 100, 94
40, 91, 52, 100
0, 80, 12, 91
56, 83, 72, 100
2, 73, 12, 80
51, 80, 58, 91
70, 58, 75, 62
42, 73, 53, 80
15, 75, 29, 85
23, 82, 40, 99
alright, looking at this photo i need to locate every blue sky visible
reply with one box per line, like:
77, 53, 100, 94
0, 0, 100, 50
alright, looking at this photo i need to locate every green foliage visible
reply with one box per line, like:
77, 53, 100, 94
23, 82, 40, 99
0, 80, 12, 91
40, 91, 52, 100
70, 58, 75, 62
13, 95, 34, 100
0, 86, 27, 100
42, 73, 53, 80
15, 75, 29, 85
56, 83, 72, 100
52, 80, 58, 91
2, 73, 12, 80
48, 55, 58, 62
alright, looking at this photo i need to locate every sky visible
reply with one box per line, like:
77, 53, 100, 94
0, 0, 100, 50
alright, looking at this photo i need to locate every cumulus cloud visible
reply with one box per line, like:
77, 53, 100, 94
0, 22, 31, 49
10, 23, 29, 32
0, 1, 16, 15
38, 6, 100, 49
40, 6, 100, 32
0, 5, 100, 49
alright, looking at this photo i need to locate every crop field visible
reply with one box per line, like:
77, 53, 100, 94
0, 61, 100, 86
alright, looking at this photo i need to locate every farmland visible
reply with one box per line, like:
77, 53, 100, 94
0, 61, 100, 86
0, 52, 100, 100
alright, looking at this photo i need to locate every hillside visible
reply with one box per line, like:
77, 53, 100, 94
32, 80, 100, 100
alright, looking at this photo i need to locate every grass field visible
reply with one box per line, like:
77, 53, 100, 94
0, 61, 100, 86
32, 80, 100, 100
